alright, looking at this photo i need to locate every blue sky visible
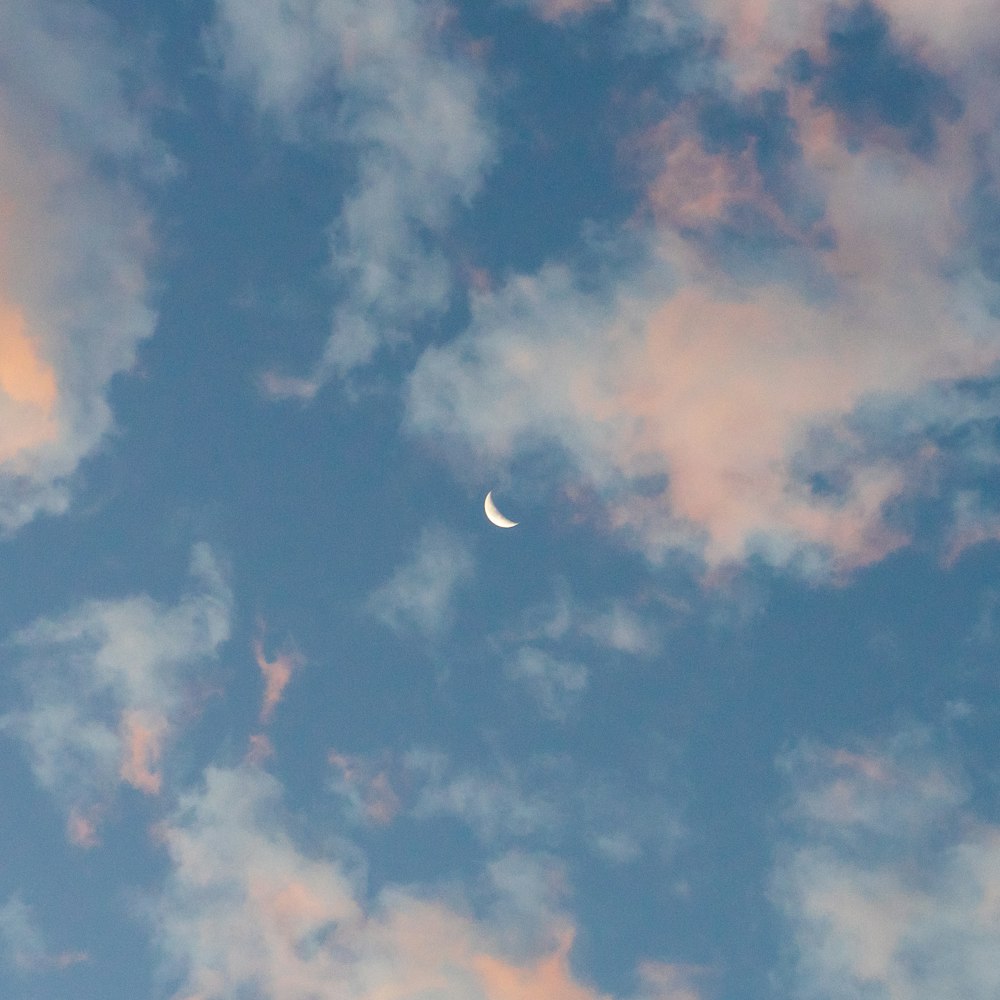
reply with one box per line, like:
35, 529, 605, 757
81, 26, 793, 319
1, 1, 1000, 998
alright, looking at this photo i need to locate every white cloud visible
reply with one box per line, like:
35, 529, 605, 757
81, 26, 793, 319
506, 580, 664, 657
402, 749, 684, 864
211, 0, 496, 388
0, 1, 166, 530
0, 894, 87, 972
2, 545, 231, 842
506, 646, 589, 720
405, 6, 1000, 579
405, 748, 562, 842
151, 761, 695, 1000
368, 525, 474, 636
773, 729, 1000, 999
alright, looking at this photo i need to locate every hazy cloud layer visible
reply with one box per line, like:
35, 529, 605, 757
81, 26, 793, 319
0, 2, 165, 530
2, 545, 231, 842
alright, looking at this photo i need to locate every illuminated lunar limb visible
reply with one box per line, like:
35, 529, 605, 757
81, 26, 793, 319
484, 491, 518, 528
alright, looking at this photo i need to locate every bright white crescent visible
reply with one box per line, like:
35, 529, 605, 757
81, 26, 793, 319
484, 491, 518, 528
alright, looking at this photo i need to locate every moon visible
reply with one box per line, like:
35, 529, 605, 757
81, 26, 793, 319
484, 491, 518, 528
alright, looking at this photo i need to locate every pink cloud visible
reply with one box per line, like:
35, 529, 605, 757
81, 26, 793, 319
155, 765, 697, 1000
409, 47, 1000, 576
0, 4, 165, 530
246, 732, 275, 765
5, 545, 231, 841
475, 928, 609, 1000
0, 300, 58, 463
521, 0, 612, 23
118, 710, 168, 795
329, 750, 402, 825
254, 637, 304, 723
66, 807, 101, 849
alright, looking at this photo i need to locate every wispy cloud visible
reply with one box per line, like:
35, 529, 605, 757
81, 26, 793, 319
328, 750, 402, 826
773, 726, 1000, 998
368, 525, 474, 636
0, 1, 167, 530
510, 0, 613, 23
0, 894, 87, 973
254, 633, 305, 723
506, 647, 589, 721
211, 0, 496, 392
400, 748, 684, 864
1, 544, 231, 842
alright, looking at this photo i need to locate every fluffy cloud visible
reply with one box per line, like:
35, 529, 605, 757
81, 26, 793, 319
368, 525, 474, 636
0, 1, 165, 530
211, 0, 496, 390
1, 545, 231, 842
408, 0, 1000, 578
773, 729, 1000, 999
152, 762, 696, 1000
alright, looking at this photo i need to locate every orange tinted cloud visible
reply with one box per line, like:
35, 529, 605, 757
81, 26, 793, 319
475, 928, 610, 1000
0, 300, 58, 462
246, 732, 275, 765
254, 637, 304, 723
329, 751, 402, 825
412, 63, 1000, 576
158, 765, 678, 1000
66, 807, 101, 849
526, 0, 612, 22
119, 710, 168, 794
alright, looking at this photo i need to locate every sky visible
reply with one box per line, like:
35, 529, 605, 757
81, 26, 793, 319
1, 1, 1000, 998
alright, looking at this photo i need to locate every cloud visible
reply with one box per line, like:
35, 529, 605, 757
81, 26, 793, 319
151, 762, 696, 1000
328, 750, 402, 826
504, 580, 663, 657
773, 727, 1000, 999
254, 635, 305, 723
0, 894, 87, 972
407, 1, 1000, 579
0, 1, 166, 530
211, 0, 496, 389
368, 525, 474, 636
509, 0, 613, 23
1, 544, 231, 842
506, 647, 589, 720
401, 749, 684, 863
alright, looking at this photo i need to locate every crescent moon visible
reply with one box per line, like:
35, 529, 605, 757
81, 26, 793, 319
484, 491, 518, 528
